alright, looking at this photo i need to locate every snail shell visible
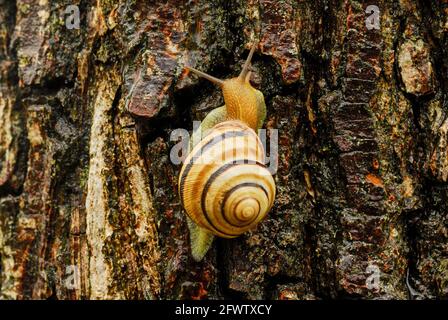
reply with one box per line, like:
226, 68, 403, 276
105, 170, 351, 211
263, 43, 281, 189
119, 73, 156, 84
178, 120, 276, 238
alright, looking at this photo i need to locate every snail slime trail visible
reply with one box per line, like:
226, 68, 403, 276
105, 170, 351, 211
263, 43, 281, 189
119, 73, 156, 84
179, 42, 276, 261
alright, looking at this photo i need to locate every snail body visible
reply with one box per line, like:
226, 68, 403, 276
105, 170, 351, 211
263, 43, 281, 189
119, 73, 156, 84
180, 43, 276, 261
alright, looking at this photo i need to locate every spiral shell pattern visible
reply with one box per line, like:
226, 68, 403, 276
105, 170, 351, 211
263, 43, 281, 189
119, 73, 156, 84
179, 120, 276, 238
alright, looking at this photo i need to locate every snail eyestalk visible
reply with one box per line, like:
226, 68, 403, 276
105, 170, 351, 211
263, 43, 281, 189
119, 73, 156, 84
238, 42, 257, 81
185, 65, 224, 87
244, 71, 252, 83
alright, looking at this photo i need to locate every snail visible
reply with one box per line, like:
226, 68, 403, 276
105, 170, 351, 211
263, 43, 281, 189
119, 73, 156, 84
179, 43, 276, 261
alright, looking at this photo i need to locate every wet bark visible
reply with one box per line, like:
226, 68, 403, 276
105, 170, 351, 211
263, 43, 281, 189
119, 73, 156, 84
0, 0, 447, 299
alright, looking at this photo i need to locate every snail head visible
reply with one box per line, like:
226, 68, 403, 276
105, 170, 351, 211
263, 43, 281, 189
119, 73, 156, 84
185, 43, 264, 130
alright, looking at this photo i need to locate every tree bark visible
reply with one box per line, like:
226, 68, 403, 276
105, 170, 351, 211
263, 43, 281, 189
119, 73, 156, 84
0, 0, 447, 299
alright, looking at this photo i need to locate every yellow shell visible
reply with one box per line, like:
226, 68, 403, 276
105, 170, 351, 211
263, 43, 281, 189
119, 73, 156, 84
178, 120, 276, 238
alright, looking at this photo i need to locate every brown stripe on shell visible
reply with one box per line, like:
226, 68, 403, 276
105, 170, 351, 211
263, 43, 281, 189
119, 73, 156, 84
179, 130, 247, 207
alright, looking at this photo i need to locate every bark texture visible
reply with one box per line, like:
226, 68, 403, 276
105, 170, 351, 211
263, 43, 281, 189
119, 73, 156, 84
0, 0, 447, 299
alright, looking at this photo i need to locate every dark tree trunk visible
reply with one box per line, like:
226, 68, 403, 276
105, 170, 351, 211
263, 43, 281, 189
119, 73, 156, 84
0, 0, 447, 299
